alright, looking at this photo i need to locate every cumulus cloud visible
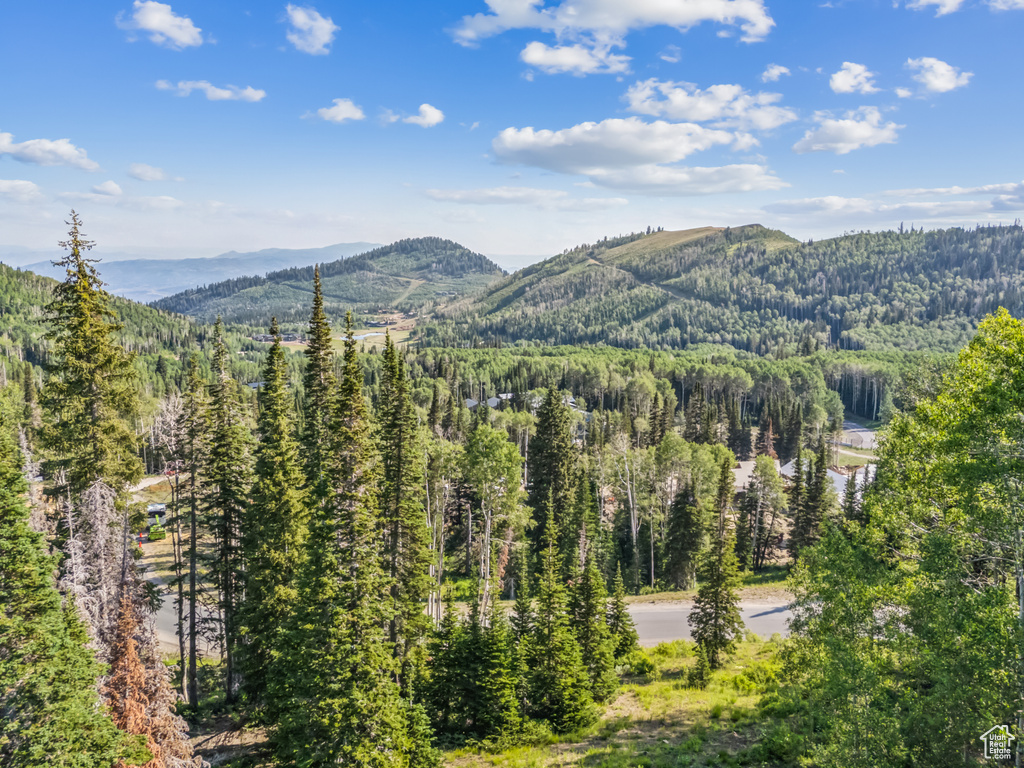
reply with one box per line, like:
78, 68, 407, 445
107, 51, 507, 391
761, 63, 790, 82
906, 0, 967, 15
520, 41, 630, 75
491, 116, 785, 194
0, 131, 99, 170
625, 79, 797, 130
453, 0, 775, 46
792, 107, 902, 155
314, 98, 366, 123
907, 57, 972, 92
128, 162, 167, 181
895, 87, 913, 98
989, 0, 1024, 8
92, 180, 123, 196
156, 80, 266, 102
0, 179, 42, 203
426, 186, 628, 210
404, 104, 445, 127
285, 4, 339, 55
116, 1, 204, 49
829, 62, 879, 94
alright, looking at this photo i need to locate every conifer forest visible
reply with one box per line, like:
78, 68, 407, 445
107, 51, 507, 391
3, 213, 1024, 768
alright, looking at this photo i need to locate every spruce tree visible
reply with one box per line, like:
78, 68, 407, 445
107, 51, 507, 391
569, 546, 618, 702
476, 603, 522, 741
688, 527, 744, 670
734, 483, 754, 572
606, 562, 638, 660
0, 418, 137, 768
179, 355, 207, 708
842, 471, 861, 523
379, 333, 432, 672
300, 266, 337, 512
239, 319, 307, 710
274, 312, 436, 767
528, 387, 577, 555
528, 499, 596, 732
793, 440, 834, 558
202, 319, 253, 705
426, 589, 466, 735
788, 451, 805, 560
664, 482, 704, 590
41, 211, 142, 499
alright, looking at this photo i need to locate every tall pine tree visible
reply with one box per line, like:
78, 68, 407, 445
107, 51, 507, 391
300, 266, 337, 512
239, 318, 307, 710
202, 319, 253, 705
0, 416, 138, 768
528, 388, 577, 556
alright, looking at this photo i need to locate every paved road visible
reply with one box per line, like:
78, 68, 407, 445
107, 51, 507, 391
841, 420, 878, 450
629, 601, 793, 646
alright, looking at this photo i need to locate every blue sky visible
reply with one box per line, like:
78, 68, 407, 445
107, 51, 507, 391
1, 0, 1022, 268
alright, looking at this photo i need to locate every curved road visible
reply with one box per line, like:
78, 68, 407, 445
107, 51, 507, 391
629, 601, 793, 646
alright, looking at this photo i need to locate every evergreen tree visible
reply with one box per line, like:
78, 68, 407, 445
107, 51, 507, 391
202, 319, 253, 705
782, 402, 803, 464
239, 318, 307, 710
664, 482, 704, 590
569, 546, 618, 702
274, 312, 436, 767
842, 471, 861, 524
425, 589, 465, 735
427, 380, 443, 433
178, 355, 207, 708
379, 333, 432, 672
793, 439, 835, 558
0, 417, 138, 768
687, 644, 711, 690
528, 500, 596, 732
476, 603, 522, 740
688, 526, 744, 670
528, 387, 577, 554
606, 563, 638, 660
300, 266, 337, 512
41, 211, 142, 499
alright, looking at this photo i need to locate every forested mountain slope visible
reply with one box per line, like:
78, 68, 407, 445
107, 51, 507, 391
0, 262, 264, 403
22, 241, 380, 302
424, 224, 1024, 353
153, 237, 505, 324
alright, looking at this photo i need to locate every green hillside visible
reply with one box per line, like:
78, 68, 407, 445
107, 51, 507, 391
153, 236, 505, 325
424, 224, 1024, 353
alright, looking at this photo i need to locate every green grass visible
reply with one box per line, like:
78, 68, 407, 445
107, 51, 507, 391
446, 640, 785, 768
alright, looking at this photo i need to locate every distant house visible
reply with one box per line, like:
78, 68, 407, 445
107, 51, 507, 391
465, 393, 515, 410
731, 459, 782, 492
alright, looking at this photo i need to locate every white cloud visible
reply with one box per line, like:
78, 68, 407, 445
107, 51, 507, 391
895, 87, 913, 98
314, 98, 366, 123
792, 107, 902, 155
285, 4, 339, 55
829, 62, 879, 94
452, 0, 775, 46
907, 0, 967, 15
660, 44, 681, 63
92, 180, 123, 196
584, 163, 787, 195
156, 80, 266, 102
491, 116, 785, 194
520, 41, 630, 75
906, 57, 972, 92
989, 0, 1024, 8
426, 186, 628, 210
885, 180, 1024, 196
764, 194, 997, 218
625, 79, 797, 130
761, 63, 790, 82
404, 104, 445, 127
116, 1, 204, 49
128, 162, 167, 181
0, 179, 42, 203
0, 131, 99, 170
494, 118, 735, 173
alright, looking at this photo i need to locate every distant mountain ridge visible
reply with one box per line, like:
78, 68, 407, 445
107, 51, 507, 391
22, 241, 380, 303
423, 223, 1024, 353
154, 236, 506, 325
